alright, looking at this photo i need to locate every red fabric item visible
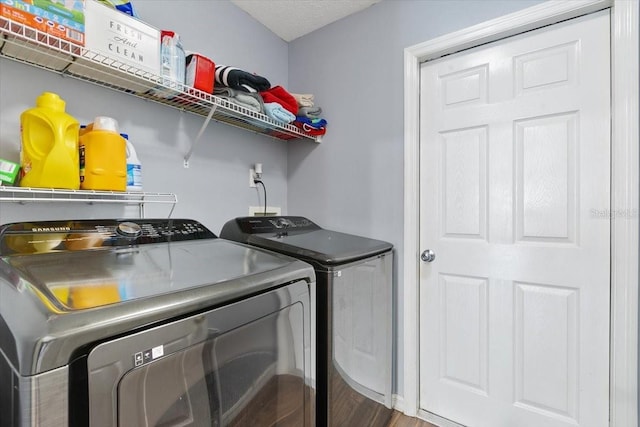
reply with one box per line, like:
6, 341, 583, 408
260, 86, 299, 115
270, 130, 298, 140
293, 121, 326, 136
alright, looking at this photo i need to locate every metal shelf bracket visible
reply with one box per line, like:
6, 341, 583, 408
184, 103, 218, 168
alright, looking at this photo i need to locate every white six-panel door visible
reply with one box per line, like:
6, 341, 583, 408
419, 10, 610, 427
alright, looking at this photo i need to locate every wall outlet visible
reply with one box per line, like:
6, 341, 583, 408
249, 168, 256, 187
249, 206, 281, 216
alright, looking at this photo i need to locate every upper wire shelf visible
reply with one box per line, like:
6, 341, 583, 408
0, 16, 320, 144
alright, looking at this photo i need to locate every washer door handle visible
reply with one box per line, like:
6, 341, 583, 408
421, 249, 436, 263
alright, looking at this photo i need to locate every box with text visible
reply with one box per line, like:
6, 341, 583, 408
84, 0, 159, 76
0, 0, 85, 45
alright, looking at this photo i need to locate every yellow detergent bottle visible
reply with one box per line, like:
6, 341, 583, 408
19, 92, 80, 189
79, 116, 127, 191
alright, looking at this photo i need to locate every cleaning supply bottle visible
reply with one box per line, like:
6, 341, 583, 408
123, 134, 143, 192
19, 92, 80, 189
79, 116, 127, 191
160, 30, 185, 86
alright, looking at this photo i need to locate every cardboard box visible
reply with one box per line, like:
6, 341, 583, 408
84, 0, 159, 76
0, 0, 85, 46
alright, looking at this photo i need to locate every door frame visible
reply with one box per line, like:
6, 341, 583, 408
402, 1, 639, 426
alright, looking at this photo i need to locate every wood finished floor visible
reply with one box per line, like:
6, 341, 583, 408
330, 367, 437, 427
225, 371, 437, 427
386, 411, 438, 427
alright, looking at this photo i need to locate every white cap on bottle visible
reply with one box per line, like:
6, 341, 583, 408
93, 116, 119, 132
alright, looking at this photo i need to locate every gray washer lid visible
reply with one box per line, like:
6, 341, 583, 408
248, 229, 392, 266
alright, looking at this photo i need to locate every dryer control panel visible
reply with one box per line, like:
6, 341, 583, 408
232, 216, 320, 234
0, 219, 216, 255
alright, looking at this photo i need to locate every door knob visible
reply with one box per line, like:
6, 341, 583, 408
421, 249, 436, 262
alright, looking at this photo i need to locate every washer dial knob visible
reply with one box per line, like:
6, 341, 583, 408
117, 222, 142, 238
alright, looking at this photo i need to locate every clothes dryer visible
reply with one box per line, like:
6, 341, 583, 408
221, 216, 393, 427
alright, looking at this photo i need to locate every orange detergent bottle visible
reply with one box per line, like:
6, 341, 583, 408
19, 92, 80, 189
79, 116, 127, 191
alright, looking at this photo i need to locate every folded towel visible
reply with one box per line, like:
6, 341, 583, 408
220, 96, 262, 113
214, 86, 264, 112
293, 121, 326, 136
298, 106, 322, 118
260, 86, 298, 115
215, 65, 271, 93
235, 92, 264, 112
213, 86, 235, 97
264, 102, 296, 123
295, 116, 327, 129
292, 93, 314, 107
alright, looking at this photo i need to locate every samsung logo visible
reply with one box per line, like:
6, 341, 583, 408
32, 227, 71, 232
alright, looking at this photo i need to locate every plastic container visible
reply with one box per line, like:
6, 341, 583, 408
79, 116, 127, 191
186, 53, 215, 93
160, 30, 185, 86
123, 134, 143, 192
19, 92, 80, 189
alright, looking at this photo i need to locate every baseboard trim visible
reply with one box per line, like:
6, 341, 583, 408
392, 394, 405, 413
418, 410, 465, 427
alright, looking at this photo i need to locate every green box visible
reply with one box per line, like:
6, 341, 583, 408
0, 158, 20, 185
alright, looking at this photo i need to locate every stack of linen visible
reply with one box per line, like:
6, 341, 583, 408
291, 93, 327, 136
260, 86, 298, 123
213, 65, 270, 112
210, 64, 327, 136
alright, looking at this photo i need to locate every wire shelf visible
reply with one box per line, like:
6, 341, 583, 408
0, 16, 320, 143
0, 186, 177, 205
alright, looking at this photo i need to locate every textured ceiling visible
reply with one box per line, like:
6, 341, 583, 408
230, 0, 382, 42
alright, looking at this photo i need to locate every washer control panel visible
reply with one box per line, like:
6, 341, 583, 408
0, 219, 216, 255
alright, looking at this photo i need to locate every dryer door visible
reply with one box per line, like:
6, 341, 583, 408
85, 280, 312, 427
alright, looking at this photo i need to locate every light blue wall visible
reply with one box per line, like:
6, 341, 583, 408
287, 0, 543, 395
3, 0, 589, 403
0, 0, 290, 232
